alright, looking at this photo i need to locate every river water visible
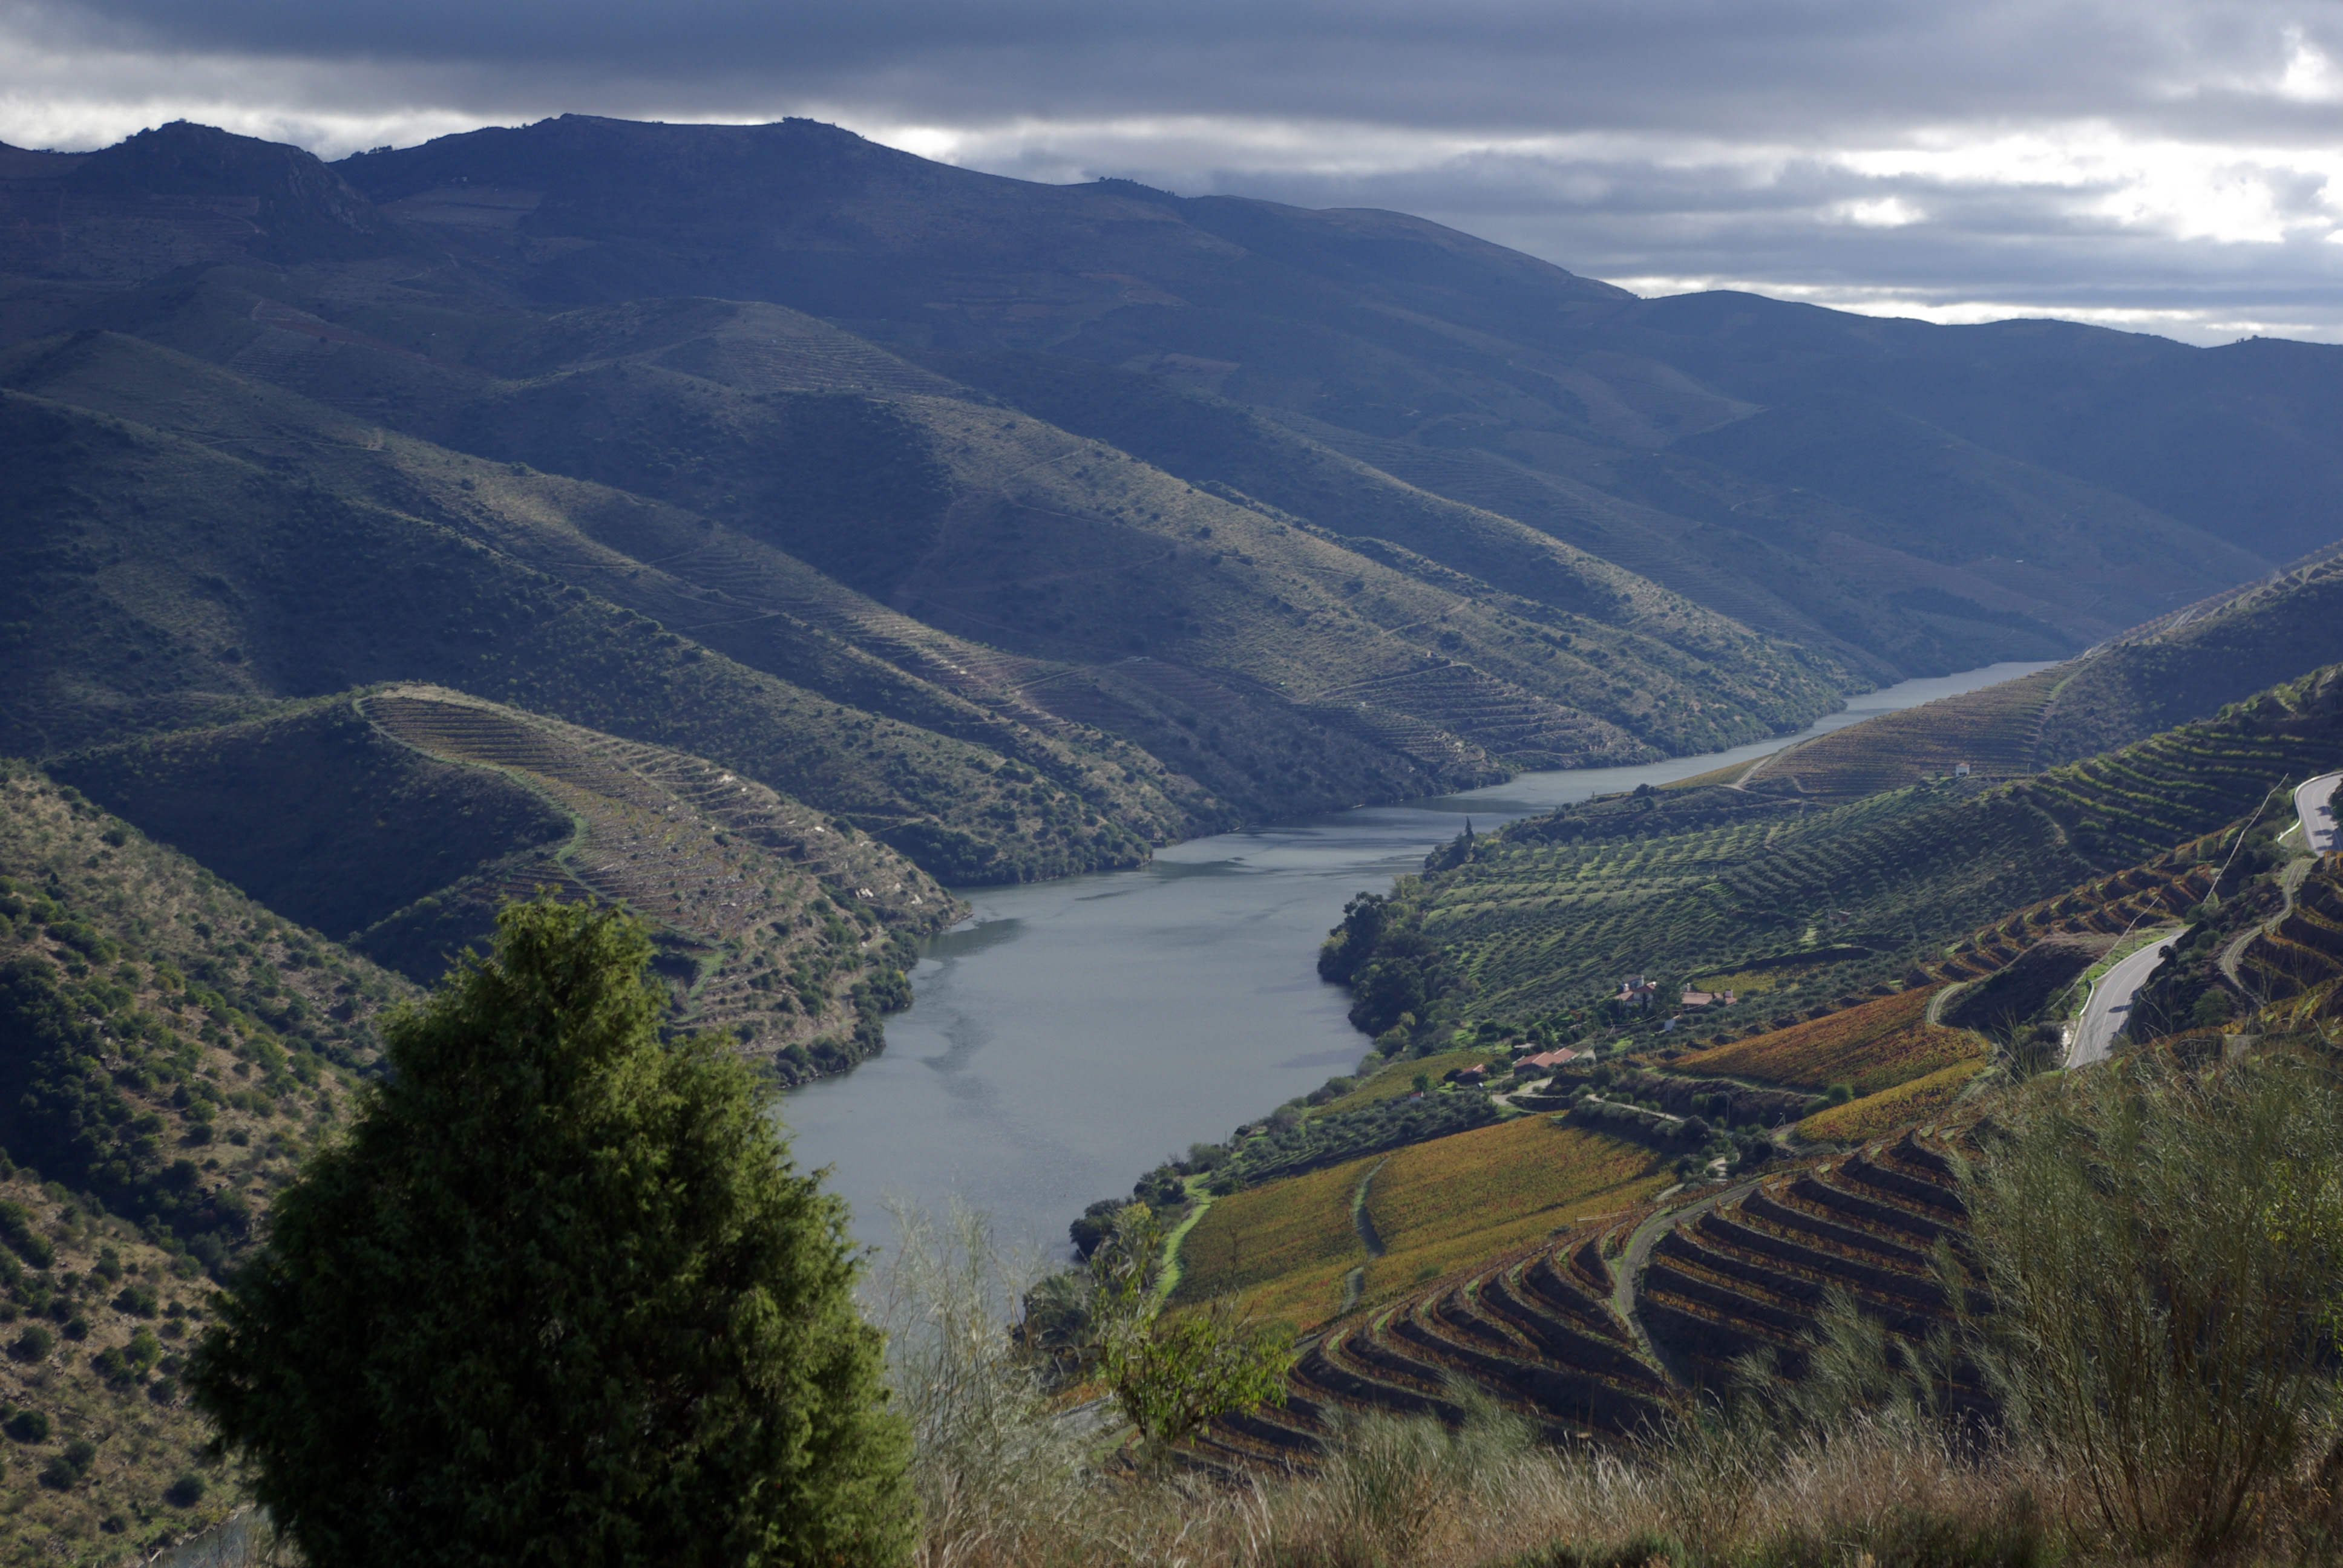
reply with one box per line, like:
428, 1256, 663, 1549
784, 662, 2050, 1259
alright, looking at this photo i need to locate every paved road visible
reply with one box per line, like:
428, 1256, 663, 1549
2067, 929, 2186, 1068
2296, 771, 2343, 854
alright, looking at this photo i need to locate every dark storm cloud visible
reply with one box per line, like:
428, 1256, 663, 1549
7, 0, 2343, 342
13, 0, 2339, 135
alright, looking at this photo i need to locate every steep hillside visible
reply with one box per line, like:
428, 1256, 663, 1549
1717, 547, 2343, 804
328, 115, 2319, 655
49, 688, 957, 1081
8, 114, 2330, 720
0, 381, 1176, 883
67, 276, 1850, 764
2037, 549, 2343, 761
0, 767, 393, 1243
0, 292, 1861, 866
0, 766, 419, 1558
1329, 665, 2343, 1037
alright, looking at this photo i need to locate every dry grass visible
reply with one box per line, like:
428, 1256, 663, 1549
1671, 989, 1982, 1094
1793, 1060, 1991, 1144
1363, 1120, 1668, 1298
899, 1404, 2101, 1568
1169, 1156, 1377, 1327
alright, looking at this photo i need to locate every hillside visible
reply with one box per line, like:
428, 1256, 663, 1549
0, 287, 1859, 874
0, 766, 413, 1560
1322, 664, 2343, 1042
0, 373, 1178, 884
49, 687, 957, 1082
1153, 707, 2343, 1475
1721, 546, 2343, 803
13, 114, 2343, 946
324, 115, 2329, 652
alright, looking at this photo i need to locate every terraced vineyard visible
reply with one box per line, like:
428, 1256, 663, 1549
1175, 1118, 1669, 1335
1172, 1155, 1382, 1329
1740, 666, 2065, 800
1187, 1128, 1981, 1471
1394, 664, 2343, 1031
59, 686, 957, 1080
1667, 988, 1982, 1096
358, 686, 953, 1071
2237, 855, 2343, 1022
2036, 546, 2343, 763
1362, 1120, 1672, 1299
1794, 1062, 1989, 1143
1634, 1135, 1978, 1398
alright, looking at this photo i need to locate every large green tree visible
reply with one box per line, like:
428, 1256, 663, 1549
189, 898, 911, 1567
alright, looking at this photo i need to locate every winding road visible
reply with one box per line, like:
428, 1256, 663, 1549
2297, 771, 2343, 855
2066, 929, 2186, 1068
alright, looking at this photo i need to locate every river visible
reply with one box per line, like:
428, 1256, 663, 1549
784, 662, 2050, 1259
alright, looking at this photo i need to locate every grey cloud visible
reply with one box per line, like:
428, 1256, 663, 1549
7, 0, 2343, 342
13, 0, 2343, 137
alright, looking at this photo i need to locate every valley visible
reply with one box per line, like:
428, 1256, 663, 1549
2, 106, 2343, 1564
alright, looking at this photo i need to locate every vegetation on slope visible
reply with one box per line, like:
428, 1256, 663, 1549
0, 766, 413, 1562
1666, 988, 1982, 1096
1723, 544, 2343, 806
51, 687, 958, 1081
2037, 546, 2343, 761
0, 379, 1159, 883
1325, 664, 2343, 1040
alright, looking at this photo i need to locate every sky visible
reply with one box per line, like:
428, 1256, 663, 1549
5, 0, 2343, 345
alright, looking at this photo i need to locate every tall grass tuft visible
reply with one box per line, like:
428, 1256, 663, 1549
871, 1200, 1097, 1565
1961, 1048, 2343, 1558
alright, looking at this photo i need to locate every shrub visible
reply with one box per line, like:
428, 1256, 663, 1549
4, 1408, 49, 1442
7, 1326, 51, 1364
164, 1471, 206, 1508
1966, 1053, 2343, 1557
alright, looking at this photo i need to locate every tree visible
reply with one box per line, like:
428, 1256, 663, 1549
1086, 1206, 1294, 1460
188, 898, 912, 1567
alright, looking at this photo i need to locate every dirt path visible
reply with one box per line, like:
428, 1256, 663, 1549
1337, 1158, 1390, 1315
1611, 1177, 1762, 1385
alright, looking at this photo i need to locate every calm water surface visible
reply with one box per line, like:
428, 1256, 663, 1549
785, 662, 2050, 1258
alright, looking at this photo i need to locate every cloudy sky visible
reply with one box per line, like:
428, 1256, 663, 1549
5, 0, 2343, 345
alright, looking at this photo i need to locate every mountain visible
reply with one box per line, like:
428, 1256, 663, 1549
5, 115, 2341, 1077
326, 114, 2334, 648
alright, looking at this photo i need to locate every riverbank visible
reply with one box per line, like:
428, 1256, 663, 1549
784, 662, 2054, 1259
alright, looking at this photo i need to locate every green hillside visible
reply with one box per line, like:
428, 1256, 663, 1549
50, 687, 958, 1082
0, 766, 415, 1558
1721, 546, 2343, 804
1330, 664, 2343, 1037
